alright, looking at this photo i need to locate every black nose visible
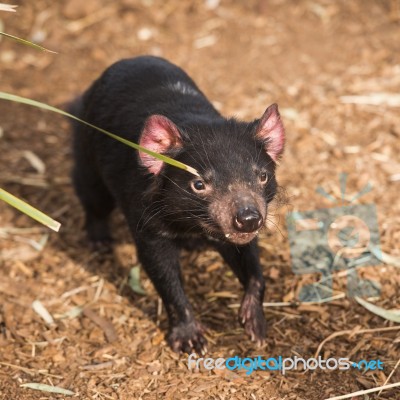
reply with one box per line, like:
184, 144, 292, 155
233, 207, 263, 233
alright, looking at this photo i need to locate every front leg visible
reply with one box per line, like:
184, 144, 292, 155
214, 239, 266, 345
134, 234, 207, 354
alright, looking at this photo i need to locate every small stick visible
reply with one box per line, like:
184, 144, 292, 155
0, 362, 63, 378
378, 358, 400, 396
83, 308, 118, 343
228, 293, 345, 309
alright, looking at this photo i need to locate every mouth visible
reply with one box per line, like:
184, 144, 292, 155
223, 231, 260, 245
200, 222, 261, 245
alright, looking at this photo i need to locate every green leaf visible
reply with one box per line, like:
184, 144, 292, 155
0, 32, 57, 53
0, 91, 199, 176
20, 383, 74, 396
0, 188, 61, 232
129, 266, 146, 295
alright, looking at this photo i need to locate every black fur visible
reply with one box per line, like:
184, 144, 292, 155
71, 56, 283, 353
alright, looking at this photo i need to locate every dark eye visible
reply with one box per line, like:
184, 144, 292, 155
260, 171, 268, 184
191, 179, 206, 192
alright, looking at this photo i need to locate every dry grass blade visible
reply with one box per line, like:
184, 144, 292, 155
370, 246, 400, 268
22, 150, 46, 174
228, 293, 345, 309
0, 32, 57, 53
66, 5, 117, 33
0, 362, 35, 376
0, 362, 63, 379
378, 358, 400, 396
0, 3, 17, 12
355, 296, 400, 323
325, 381, 400, 400
340, 93, 400, 107
20, 383, 75, 396
32, 300, 54, 325
55, 305, 84, 319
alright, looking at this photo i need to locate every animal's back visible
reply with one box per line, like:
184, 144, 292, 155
71, 56, 221, 182
77, 56, 219, 136
70, 56, 223, 221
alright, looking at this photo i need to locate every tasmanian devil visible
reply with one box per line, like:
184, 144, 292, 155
70, 55, 285, 354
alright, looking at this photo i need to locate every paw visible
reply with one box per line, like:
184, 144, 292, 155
239, 294, 267, 346
167, 321, 207, 355
89, 237, 113, 253
86, 218, 112, 252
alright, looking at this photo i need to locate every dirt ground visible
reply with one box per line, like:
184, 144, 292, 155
1, 1, 400, 399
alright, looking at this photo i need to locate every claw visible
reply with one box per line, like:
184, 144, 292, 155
239, 295, 267, 344
167, 321, 208, 354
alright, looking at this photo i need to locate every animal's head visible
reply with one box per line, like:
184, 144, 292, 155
138, 104, 285, 244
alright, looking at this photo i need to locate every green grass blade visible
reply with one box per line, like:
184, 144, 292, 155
0, 188, 61, 232
0, 32, 57, 53
129, 265, 147, 295
0, 91, 199, 176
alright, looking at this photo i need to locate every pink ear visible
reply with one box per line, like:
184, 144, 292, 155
255, 104, 285, 161
139, 115, 182, 175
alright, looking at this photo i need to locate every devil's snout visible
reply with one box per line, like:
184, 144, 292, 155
208, 189, 267, 242
233, 206, 263, 233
